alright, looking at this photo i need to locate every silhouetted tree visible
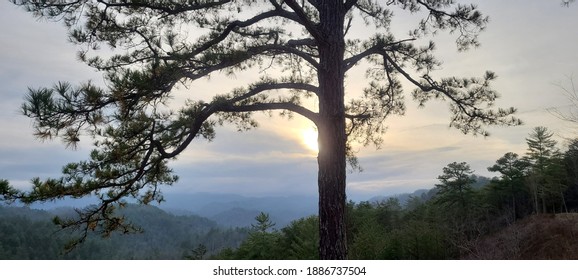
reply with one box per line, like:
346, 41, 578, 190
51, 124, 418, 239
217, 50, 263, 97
434, 161, 485, 245
2, 0, 520, 259
435, 162, 476, 213
525, 126, 561, 213
487, 152, 531, 220
563, 138, 578, 210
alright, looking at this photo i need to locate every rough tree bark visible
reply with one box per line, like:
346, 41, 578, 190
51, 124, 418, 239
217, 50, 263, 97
316, 1, 348, 259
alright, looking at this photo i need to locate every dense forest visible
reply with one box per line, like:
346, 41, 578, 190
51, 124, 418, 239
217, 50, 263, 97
0, 204, 248, 259
2, 126, 578, 259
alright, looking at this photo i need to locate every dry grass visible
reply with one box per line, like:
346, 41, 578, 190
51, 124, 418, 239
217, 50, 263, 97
464, 213, 578, 259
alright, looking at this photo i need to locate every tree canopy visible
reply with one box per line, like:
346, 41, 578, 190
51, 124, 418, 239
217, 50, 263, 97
1, 0, 520, 259
487, 152, 530, 220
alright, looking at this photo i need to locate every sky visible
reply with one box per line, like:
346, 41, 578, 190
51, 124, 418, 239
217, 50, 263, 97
1, 1, 578, 202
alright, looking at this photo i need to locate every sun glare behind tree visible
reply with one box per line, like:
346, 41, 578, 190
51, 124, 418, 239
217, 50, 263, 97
301, 127, 319, 153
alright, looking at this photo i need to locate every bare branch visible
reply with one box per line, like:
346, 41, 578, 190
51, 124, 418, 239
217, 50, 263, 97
549, 75, 578, 123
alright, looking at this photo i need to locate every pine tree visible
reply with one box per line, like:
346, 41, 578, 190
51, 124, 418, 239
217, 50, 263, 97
563, 138, 578, 210
487, 152, 530, 220
1, 0, 520, 259
435, 162, 476, 214
525, 126, 564, 213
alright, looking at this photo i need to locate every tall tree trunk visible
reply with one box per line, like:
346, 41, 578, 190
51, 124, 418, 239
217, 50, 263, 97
510, 181, 517, 221
316, 2, 347, 260
541, 185, 546, 214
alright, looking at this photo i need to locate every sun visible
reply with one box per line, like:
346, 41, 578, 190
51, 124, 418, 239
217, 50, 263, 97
301, 127, 319, 153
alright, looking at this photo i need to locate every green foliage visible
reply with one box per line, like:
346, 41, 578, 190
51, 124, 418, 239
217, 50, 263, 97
185, 244, 208, 260
526, 127, 558, 169
376, 217, 449, 260
487, 152, 531, 220
212, 213, 319, 260
346, 197, 454, 259
524, 127, 568, 214
434, 162, 477, 213
347, 201, 389, 259
488, 152, 530, 180
231, 213, 283, 259
251, 212, 275, 233
279, 216, 319, 259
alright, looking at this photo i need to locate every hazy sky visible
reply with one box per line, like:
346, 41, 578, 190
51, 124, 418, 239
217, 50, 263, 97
1, 1, 577, 202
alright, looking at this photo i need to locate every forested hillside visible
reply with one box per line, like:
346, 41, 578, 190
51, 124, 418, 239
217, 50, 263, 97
215, 196, 578, 260
159, 193, 317, 228
0, 204, 247, 259
211, 127, 578, 260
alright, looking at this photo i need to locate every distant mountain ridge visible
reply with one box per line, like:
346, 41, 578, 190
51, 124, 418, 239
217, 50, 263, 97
368, 188, 431, 206
14, 177, 490, 229
15, 192, 318, 228
160, 192, 318, 228
368, 175, 493, 206
18, 191, 437, 228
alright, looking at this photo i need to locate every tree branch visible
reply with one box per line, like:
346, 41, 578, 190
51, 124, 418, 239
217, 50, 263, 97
343, 38, 416, 71
221, 102, 320, 125
154, 81, 319, 158
230, 82, 319, 103
282, 0, 323, 41
94, 0, 232, 15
